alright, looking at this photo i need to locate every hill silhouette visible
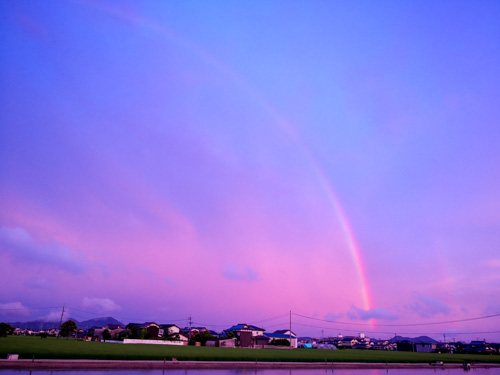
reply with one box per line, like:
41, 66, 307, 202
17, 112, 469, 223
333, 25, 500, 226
8, 316, 124, 330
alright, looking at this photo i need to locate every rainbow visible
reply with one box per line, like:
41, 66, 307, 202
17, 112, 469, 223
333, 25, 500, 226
87, 1, 374, 315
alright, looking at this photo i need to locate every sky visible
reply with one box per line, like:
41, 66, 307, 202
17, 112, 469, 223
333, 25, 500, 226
1, 0, 499, 342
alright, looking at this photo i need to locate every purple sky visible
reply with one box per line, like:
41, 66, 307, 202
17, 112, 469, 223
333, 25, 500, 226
1, 0, 499, 341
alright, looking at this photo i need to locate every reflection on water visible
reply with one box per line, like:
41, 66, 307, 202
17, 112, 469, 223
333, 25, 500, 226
1, 369, 500, 375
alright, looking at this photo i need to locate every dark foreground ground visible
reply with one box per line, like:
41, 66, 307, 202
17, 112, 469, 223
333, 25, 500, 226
1, 359, 500, 370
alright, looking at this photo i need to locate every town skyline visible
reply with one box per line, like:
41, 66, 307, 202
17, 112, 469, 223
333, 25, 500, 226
3, 307, 499, 343
1, 1, 500, 343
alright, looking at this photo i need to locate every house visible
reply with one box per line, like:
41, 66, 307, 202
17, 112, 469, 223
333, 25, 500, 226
159, 324, 181, 337
75, 330, 86, 340
181, 326, 208, 339
208, 330, 219, 338
142, 322, 160, 339
372, 340, 391, 350
253, 334, 271, 348
490, 343, 500, 354
125, 322, 161, 339
88, 325, 122, 342
274, 329, 294, 335
265, 330, 298, 349
88, 326, 103, 341
397, 340, 434, 353
337, 337, 358, 348
205, 338, 237, 348
126, 323, 145, 338
464, 341, 493, 354
415, 343, 434, 353
435, 343, 451, 353
226, 324, 266, 348
105, 324, 124, 339
226, 323, 266, 336
175, 333, 189, 342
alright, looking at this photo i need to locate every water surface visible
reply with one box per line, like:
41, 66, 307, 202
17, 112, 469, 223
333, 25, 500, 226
2, 369, 500, 375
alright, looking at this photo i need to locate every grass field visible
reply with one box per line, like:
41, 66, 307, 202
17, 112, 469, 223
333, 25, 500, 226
1, 336, 499, 364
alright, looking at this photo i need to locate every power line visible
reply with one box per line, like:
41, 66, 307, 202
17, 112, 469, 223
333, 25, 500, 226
6, 306, 500, 339
263, 322, 290, 329
249, 313, 289, 324
191, 313, 291, 329
192, 321, 229, 328
292, 312, 500, 327
0, 306, 60, 311
292, 322, 500, 336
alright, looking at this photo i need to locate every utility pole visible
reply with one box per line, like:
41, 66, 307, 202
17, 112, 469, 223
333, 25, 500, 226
58, 304, 65, 339
289, 310, 292, 350
188, 315, 193, 339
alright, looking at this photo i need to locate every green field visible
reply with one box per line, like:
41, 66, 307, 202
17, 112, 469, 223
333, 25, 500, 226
1, 336, 499, 363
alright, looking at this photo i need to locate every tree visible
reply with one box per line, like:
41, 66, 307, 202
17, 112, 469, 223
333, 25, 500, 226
189, 331, 215, 346
60, 320, 77, 338
125, 324, 140, 339
102, 329, 111, 342
139, 329, 150, 339
0, 323, 14, 337
118, 330, 128, 341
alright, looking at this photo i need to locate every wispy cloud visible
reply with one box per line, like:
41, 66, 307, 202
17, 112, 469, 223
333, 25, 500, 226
165, 277, 177, 286
408, 295, 451, 318
223, 264, 258, 282
483, 304, 500, 315
347, 306, 399, 321
325, 312, 345, 321
0, 226, 87, 273
0, 302, 30, 317
38, 310, 66, 322
82, 297, 121, 313
26, 278, 52, 289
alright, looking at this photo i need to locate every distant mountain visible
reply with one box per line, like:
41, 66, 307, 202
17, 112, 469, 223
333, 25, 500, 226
8, 320, 60, 331
8, 316, 124, 331
390, 335, 439, 344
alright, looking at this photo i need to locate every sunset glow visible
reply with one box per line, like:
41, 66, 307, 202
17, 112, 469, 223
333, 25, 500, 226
1, 0, 500, 342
